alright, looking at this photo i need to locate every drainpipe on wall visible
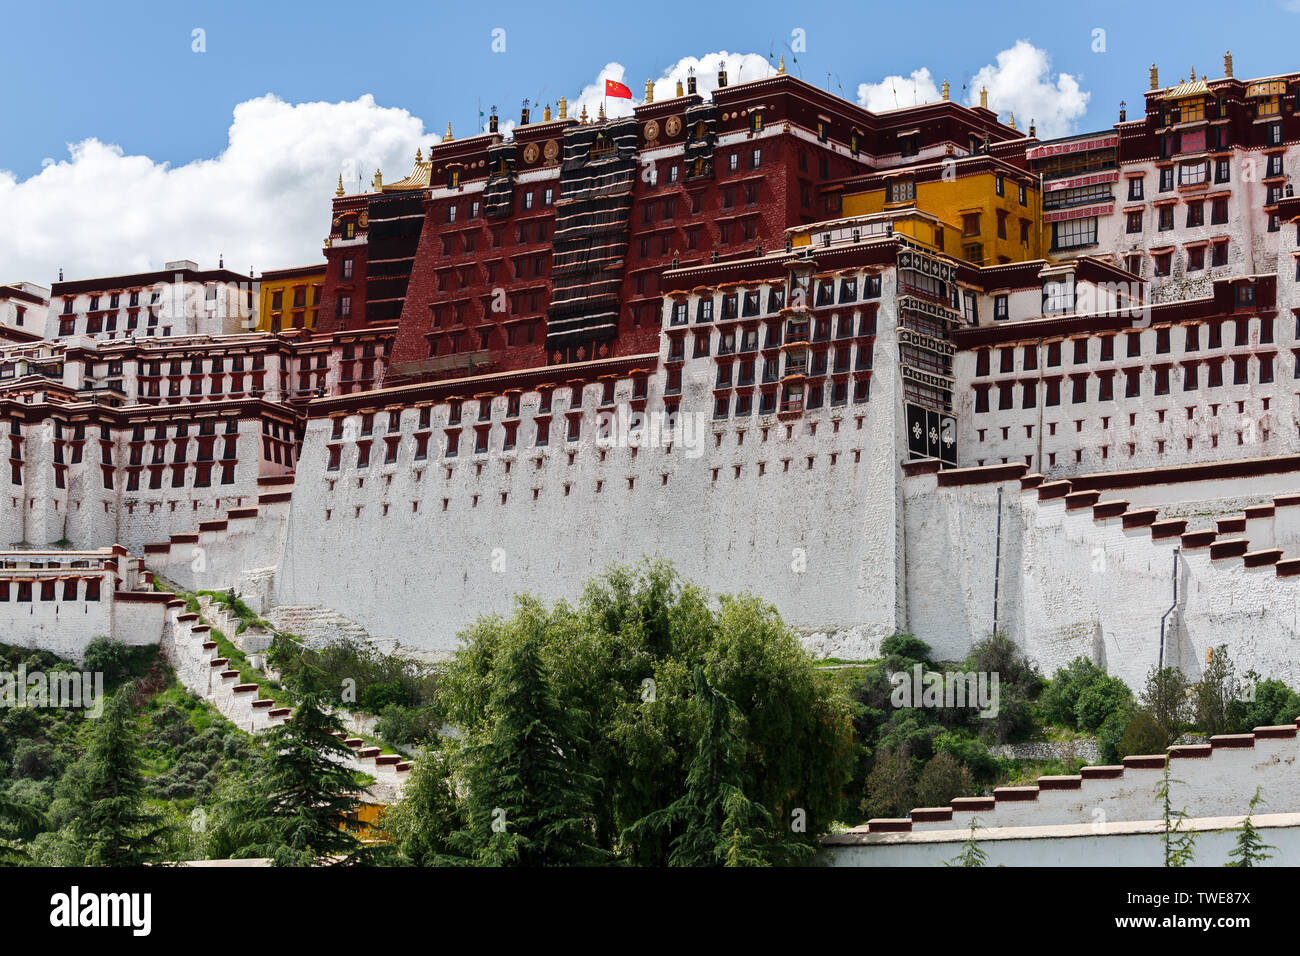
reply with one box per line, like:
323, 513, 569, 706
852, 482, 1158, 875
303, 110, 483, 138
992, 484, 1003, 637
1158, 546, 1181, 669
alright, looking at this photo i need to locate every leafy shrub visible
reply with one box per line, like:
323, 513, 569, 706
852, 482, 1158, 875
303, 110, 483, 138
915, 751, 975, 808
82, 637, 133, 684
1117, 708, 1168, 760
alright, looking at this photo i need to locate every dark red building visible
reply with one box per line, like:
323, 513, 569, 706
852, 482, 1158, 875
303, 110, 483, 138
316, 69, 1021, 386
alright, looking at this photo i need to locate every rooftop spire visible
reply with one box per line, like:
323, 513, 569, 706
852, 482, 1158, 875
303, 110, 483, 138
336, 174, 344, 197
1150, 63, 1159, 90
415, 146, 423, 163
777, 54, 786, 75
1224, 50, 1233, 78
676, 78, 684, 96
558, 95, 568, 119
979, 86, 988, 109
644, 78, 654, 103
941, 79, 950, 100
444, 122, 454, 142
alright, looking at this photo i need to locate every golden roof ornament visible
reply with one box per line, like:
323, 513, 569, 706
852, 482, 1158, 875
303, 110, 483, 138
415, 147, 423, 163
335, 174, 344, 197
941, 79, 950, 100
543, 104, 551, 121
1150, 63, 1159, 90
372, 169, 382, 190
558, 96, 568, 119
580, 105, 589, 124
1008, 111, 1016, 130
1224, 50, 1233, 78
444, 122, 454, 142
979, 86, 988, 109
778, 55, 786, 75
676, 79, 684, 96
598, 102, 606, 121
1029, 118, 1036, 137
645, 78, 654, 103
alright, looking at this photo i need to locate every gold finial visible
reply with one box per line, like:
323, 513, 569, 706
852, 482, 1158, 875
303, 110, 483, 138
598, 102, 606, 121
580, 105, 589, 124
415, 147, 423, 163
1149, 63, 1159, 90
941, 79, 950, 101
1029, 118, 1036, 137
372, 169, 383, 190
335, 174, 344, 197
1008, 111, 1016, 130
645, 78, 654, 103
544, 103, 552, 121
979, 86, 988, 109
777, 55, 786, 75
675, 79, 684, 96
1224, 50, 1233, 78
444, 122, 454, 142
558, 96, 568, 119
1191, 65, 1196, 85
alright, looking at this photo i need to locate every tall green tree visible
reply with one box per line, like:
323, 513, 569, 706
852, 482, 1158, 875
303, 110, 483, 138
226, 673, 368, 866
443, 560, 854, 865
1226, 787, 1275, 867
381, 744, 469, 866
63, 685, 169, 866
0, 789, 45, 862
627, 667, 810, 867
1156, 763, 1196, 867
452, 624, 606, 866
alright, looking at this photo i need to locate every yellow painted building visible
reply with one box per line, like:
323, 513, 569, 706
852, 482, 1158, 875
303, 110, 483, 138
258, 265, 326, 333
802, 155, 1044, 265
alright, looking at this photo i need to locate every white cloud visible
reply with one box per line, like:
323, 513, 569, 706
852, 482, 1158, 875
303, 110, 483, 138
856, 68, 943, 113
0, 94, 429, 285
967, 41, 1089, 138
569, 51, 775, 121
856, 41, 1089, 139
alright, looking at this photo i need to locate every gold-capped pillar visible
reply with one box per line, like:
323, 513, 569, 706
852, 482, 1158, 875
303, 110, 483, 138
644, 79, 654, 103
1149, 63, 1158, 90
941, 79, 950, 100
558, 96, 568, 119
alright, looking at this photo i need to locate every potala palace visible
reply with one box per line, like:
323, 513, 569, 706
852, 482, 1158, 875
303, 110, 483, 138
3, 51, 1300, 708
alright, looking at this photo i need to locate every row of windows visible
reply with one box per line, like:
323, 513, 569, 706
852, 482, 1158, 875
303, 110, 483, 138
712, 378, 870, 419
974, 354, 1279, 412
974, 317, 1275, 376
0, 579, 102, 602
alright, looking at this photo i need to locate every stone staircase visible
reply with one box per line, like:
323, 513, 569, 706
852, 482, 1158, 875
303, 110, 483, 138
264, 605, 374, 647
160, 601, 412, 801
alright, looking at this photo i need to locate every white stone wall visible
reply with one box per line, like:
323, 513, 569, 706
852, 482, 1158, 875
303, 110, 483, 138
822, 813, 1300, 867
274, 270, 906, 658
903, 464, 1300, 689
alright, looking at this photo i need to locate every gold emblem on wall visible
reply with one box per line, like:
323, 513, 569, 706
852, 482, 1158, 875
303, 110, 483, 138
543, 139, 560, 162
358, 211, 369, 228
665, 115, 682, 137
523, 142, 540, 164
643, 119, 660, 144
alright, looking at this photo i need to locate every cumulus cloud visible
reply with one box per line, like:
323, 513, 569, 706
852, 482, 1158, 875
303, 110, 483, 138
856, 41, 1089, 139
569, 51, 775, 121
856, 68, 943, 113
0, 94, 429, 285
967, 41, 1089, 138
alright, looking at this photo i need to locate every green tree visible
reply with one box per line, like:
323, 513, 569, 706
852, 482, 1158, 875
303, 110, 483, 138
627, 667, 808, 866
1156, 762, 1196, 867
0, 788, 45, 862
442, 560, 853, 866
63, 685, 169, 866
1225, 787, 1274, 867
860, 748, 917, 818
1140, 665, 1189, 746
915, 751, 975, 810
452, 625, 606, 866
1194, 645, 1240, 737
380, 744, 469, 866
943, 819, 988, 867
225, 674, 368, 866
1117, 708, 1170, 761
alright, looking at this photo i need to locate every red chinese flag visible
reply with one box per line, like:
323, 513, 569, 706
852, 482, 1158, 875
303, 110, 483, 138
605, 79, 633, 99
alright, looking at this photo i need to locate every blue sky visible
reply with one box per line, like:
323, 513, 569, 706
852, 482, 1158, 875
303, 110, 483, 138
1, 0, 1297, 283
